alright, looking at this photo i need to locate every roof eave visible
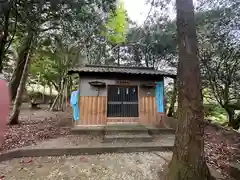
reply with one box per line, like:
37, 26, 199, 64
164, 74, 177, 79
68, 70, 176, 79
67, 70, 79, 75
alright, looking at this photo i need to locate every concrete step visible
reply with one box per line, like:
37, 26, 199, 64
147, 128, 175, 135
105, 132, 149, 136
71, 126, 104, 135
71, 125, 175, 136
103, 134, 153, 143
104, 124, 149, 134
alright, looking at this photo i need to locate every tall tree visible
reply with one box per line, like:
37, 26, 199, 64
30, 34, 82, 111
196, 4, 240, 128
164, 0, 214, 179
0, 0, 17, 73
9, 0, 115, 100
9, 33, 34, 125
9, 0, 61, 100
103, 0, 128, 65
167, 79, 177, 117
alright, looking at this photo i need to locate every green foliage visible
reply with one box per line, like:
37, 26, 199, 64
125, 20, 177, 68
103, 0, 128, 44
204, 104, 228, 124
30, 55, 57, 86
25, 0, 116, 90
197, 6, 240, 108
30, 34, 82, 91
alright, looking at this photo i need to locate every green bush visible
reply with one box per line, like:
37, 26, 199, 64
204, 104, 227, 124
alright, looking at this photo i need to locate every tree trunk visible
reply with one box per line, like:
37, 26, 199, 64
65, 78, 68, 108
117, 45, 120, 65
49, 93, 61, 111
0, 3, 11, 73
164, 0, 214, 179
42, 85, 45, 103
9, 33, 33, 101
9, 37, 33, 125
167, 79, 177, 117
49, 84, 53, 96
68, 76, 72, 100
61, 79, 67, 111
49, 79, 65, 111
60, 91, 65, 111
225, 106, 238, 129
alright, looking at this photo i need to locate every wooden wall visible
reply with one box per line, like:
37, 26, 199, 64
107, 117, 139, 124
77, 96, 106, 125
77, 95, 165, 127
139, 96, 165, 127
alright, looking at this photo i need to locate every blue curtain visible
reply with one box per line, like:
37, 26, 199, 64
155, 81, 164, 113
70, 90, 79, 121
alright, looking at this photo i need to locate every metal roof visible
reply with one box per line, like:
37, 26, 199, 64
68, 64, 176, 78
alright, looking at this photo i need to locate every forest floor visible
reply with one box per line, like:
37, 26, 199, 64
1, 104, 71, 152
0, 104, 239, 179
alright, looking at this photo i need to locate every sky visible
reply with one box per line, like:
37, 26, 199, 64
123, 0, 154, 25
123, 0, 198, 25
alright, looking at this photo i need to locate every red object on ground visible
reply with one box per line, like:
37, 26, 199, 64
0, 76, 10, 148
80, 156, 88, 162
21, 158, 33, 164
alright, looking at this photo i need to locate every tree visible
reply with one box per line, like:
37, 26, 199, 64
200, 34, 240, 128
103, 0, 128, 65
0, 0, 17, 73
196, 3, 240, 128
6, 0, 116, 124
125, 20, 177, 68
9, 33, 34, 125
9, 0, 63, 100
30, 34, 82, 111
164, 0, 214, 179
9, 0, 116, 100
167, 79, 177, 117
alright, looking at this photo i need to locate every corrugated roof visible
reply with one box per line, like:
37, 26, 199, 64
68, 64, 176, 78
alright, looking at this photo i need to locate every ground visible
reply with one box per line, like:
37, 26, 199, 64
1, 104, 71, 151
205, 123, 240, 176
0, 152, 172, 180
0, 104, 240, 179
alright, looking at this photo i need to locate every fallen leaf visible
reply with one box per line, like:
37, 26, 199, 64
21, 158, 33, 164
80, 156, 88, 162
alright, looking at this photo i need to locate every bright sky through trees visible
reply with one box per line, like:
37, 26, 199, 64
123, 0, 198, 25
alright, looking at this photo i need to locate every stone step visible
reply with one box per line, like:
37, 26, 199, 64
147, 127, 175, 135
71, 125, 175, 136
105, 129, 149, 135
103, 134, 153, 143
104, 124, 149, 134
105, 132, 149, 136
71, 126, 104, 135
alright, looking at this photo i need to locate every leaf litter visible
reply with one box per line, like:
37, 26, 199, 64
1, 107, 71, 152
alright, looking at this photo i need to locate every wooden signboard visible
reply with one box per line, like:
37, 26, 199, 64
115, 80, 130, 85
